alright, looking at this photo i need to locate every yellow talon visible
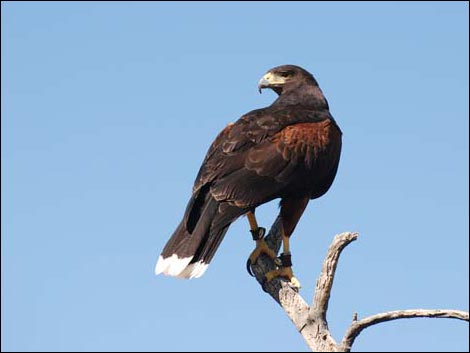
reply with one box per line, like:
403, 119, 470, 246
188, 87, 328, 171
249, 239, 277, 264
246, 238, 278, 277
289, 276, 301, 290
265, 266, 301, 290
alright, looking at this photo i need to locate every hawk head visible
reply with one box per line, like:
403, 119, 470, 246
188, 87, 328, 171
258, 65, 318, 95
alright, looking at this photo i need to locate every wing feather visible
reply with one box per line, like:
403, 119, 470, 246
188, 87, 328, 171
188, 107, 340, 216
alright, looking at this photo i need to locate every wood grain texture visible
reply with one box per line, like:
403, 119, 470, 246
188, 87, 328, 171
249, 224, 469, 352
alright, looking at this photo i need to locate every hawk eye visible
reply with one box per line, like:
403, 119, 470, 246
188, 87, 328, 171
279, 70, 294, 78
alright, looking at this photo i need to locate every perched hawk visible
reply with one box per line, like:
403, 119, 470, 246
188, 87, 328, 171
155, 65, 342, 288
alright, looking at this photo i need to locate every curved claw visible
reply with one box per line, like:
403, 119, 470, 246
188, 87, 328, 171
246, 258, 255, 277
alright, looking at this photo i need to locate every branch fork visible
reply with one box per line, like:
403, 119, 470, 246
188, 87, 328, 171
249, 219, 469, 351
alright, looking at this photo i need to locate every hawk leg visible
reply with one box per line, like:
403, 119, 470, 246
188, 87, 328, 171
246, 212, 278, 276
265, 231, 301, 290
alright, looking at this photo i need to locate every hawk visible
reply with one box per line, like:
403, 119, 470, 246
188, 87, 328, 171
155, 65, 342, 288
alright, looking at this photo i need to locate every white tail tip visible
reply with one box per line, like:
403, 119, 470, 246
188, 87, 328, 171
178, 260, 209, 279
155, 254, 192, 277
155, 254, 209, 279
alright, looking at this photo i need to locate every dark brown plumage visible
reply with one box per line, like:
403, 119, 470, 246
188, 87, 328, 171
155, 65, 342, 281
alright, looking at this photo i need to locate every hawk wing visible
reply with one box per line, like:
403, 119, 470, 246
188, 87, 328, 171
185, 106, 340, 229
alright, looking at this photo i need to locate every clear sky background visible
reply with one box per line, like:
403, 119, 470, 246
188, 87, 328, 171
1, 2, 468, 352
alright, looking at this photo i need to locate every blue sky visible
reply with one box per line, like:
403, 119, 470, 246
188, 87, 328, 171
1, 2, 468, 352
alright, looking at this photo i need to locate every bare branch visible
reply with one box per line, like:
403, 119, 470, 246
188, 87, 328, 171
339, 309, 470, 352
249, 217, 322, 350
249, 219, 469, 352
250, 226, 358, 351
310, 232, 358, 320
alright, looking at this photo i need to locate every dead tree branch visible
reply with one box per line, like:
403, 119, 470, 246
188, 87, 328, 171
249, 222, 469, 351
339, 309, 469, 351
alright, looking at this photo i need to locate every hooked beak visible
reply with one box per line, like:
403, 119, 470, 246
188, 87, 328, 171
257, 72, 286, 94
258, 77, 270, 94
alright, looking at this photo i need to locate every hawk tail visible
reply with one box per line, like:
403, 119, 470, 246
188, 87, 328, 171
155, 196, 241, 279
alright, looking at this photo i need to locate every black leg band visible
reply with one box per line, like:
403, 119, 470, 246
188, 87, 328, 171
278, 252, 292, 267
250, 227, 266, 241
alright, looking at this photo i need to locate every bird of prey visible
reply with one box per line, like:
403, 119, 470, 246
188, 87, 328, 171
155, 65, 342, 288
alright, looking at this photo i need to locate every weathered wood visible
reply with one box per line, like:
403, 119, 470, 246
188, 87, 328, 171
310, 232, 358, 320
250, 226, 357, 351
249, 219, 469, 352
339, 309, 470, 352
